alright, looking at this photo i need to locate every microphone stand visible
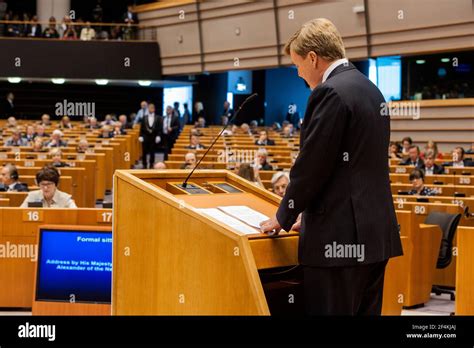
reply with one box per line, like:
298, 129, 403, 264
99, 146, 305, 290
181, 93, 258, 188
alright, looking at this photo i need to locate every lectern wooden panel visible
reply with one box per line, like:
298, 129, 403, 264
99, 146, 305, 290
112, 170, 298, 315
455, 226, 474, 315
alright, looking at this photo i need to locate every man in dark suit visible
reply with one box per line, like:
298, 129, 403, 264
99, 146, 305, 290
418, 150, 444, 175
260, 18, 402, 316
0, 164, 29, 192
1, 92, 15, 117
26, 15, 42, 37
443, 147, 474, 168
161, 105, 180, 160
139, 103, 163, 169
255, 130, 275, 146
399, 145, 422, 167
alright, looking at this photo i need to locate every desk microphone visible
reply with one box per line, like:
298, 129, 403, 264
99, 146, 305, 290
181, 93, 258, 188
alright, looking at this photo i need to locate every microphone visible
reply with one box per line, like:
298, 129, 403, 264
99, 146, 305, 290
181, 93, 258, 188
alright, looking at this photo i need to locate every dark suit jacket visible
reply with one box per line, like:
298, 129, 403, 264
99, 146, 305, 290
443, 159, 474, 168
0, 182, 29, 192
140, 114, 163, 143
255, 139, 275, 146
419, 163, 444, 175
276, 62, 403, 267
165, 115, 180, 141
399, 158, 422, 167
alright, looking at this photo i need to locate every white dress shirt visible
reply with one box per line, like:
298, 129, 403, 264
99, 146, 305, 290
322, 58, 349, 83
147, 113, 155, 128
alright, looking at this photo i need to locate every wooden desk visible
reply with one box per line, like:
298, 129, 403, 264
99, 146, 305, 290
0, 208, 112, 308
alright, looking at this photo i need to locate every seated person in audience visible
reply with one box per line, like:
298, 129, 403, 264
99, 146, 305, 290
401, 136, 413, 156
113, 124, 126, 136
222, 101, 234, 118
20, 166, 77, 208
98, 125, 114, 138
6, 116, 17, 128
58, 116, 73, 129
76, 139, 90, 153
255, 130, 275, 146
185, 134, 206, 150
466, 143, 474, 154
388, 141, 401, 159
102, 114, 115, 126
240, 123, 251, 135
23, 125, 36, 143
418, 150, 444, 175
271, 171, 290, 198
249, 120, 259, 135
195, 116, 206, 128
62, 25, 78, 40
88, 117, 101, 130
420, 140, 443, 160
32, 138, 46, 152
272, 122, 282, 132
39, 114, 52, 127
445, 147, 473, 167
119, 114, 133, 130
399, 145, 422, 167
237, 163, 263, 187
6, 129, 28, 146
43, 17, 59, 38
190, 128, 203, 137
35, 124, 48, 138
281, 125, 293, 138
0, 164, 28, 192
80, 21, 96, 40
221, 115, 229, 127
153, 162, 167, 170
180, 152, 197, 169
255, 148, 273, 171
46, 130, 68, 147
50, 148, 70, 167
408, 169, 437, 196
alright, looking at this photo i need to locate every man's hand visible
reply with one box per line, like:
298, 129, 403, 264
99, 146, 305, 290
138, 136, 144, 143
291, 213, 302, 232
260, 216, 282, 236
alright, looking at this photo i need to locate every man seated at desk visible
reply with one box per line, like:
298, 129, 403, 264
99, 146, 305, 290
20, 165, 77, 208
0, 164, 28, 192
45, 130, 68, 147
180, 152, 196, 169
255, 148, 273, 171
5, 128, 28, 146
255, 130, 275, 146
185, 134, 206, 150
444, 147, 474, 168
418, 150, 444, 175
50, 148, 70, 168
408, 168, 438, 196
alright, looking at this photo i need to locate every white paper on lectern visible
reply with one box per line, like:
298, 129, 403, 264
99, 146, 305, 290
217, 205, 269, 229
196, 208, 258, 235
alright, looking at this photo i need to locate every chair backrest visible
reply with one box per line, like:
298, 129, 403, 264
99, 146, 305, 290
424, 211, 462, 269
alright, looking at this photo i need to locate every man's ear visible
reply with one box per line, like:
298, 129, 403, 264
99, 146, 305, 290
308, 51, 318, 68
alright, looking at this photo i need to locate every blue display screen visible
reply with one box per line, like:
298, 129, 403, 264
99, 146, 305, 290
36, 229, 112, 303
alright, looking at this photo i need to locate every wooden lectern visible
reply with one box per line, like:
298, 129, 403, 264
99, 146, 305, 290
112, 169, 300, 315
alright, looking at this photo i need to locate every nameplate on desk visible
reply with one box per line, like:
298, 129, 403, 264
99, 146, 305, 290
37, 154, 47, 160
24, 160, 35, 167
76, 154, 86, 161
0, 153, 7, 159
